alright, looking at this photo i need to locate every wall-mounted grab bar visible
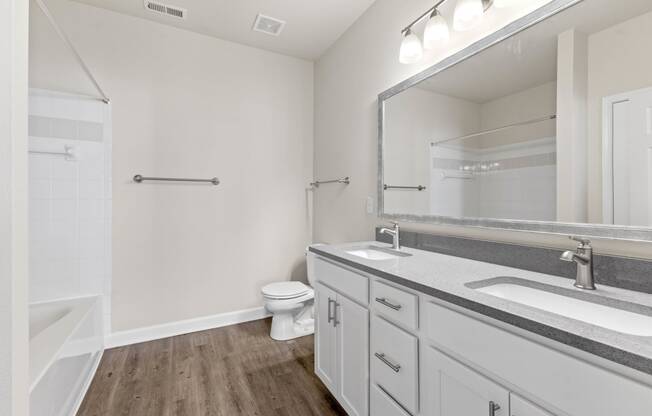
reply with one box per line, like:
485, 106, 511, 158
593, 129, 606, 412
384, 184, 426, 191
29, 145, 76, 160
310, 177, 350, 187
133, 175, 220, 185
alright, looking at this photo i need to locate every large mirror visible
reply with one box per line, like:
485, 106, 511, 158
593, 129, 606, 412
379, 0, 652, 240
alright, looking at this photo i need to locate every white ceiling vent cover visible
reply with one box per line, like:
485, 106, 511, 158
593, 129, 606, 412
252, 14, 286, 36
144, 0, 186, 19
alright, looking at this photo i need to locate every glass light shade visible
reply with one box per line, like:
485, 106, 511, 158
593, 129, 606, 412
423, 11, 450, 49
453, 0, 485, 31
399, 30, 423, 64
494, 0, 520, 8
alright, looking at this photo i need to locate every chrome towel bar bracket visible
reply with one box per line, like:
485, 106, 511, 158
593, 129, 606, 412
133, 175, 220, 185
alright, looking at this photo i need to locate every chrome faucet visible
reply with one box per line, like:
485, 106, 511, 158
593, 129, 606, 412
380, 221, 400, 250
560, 236, 596, 290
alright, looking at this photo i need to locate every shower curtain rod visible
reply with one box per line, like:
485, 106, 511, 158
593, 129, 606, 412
35, 0, 110, 104
430, 114, 557, 146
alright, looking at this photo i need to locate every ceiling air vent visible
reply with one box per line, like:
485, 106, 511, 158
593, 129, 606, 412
252, 14, 286, 36
144, 0, 186, 19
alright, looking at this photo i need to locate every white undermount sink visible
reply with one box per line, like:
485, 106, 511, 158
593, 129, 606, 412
477, 282, 652, 337
346, 246, 412, 261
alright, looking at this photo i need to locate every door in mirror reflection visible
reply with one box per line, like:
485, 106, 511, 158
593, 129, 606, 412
603, 87, 652, 226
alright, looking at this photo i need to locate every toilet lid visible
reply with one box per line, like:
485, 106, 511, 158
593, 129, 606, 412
262, 282, 310, 299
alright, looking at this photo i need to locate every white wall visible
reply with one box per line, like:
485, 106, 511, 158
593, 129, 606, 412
30, 0, 314, 332
586, 10, 652, 223
314, 0, 652, 258
0, 0, 29, 413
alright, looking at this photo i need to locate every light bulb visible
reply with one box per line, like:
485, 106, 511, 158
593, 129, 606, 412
453, 0, 485, 31
423, 10, 450, 49
494, 0, 520, 8
399, 29, 423, 64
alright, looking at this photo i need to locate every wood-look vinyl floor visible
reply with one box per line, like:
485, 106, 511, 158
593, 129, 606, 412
77, 318, 347, 416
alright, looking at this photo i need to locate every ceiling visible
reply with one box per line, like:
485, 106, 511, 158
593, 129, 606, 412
70, 0, 377, 60
417, 0, 652, 103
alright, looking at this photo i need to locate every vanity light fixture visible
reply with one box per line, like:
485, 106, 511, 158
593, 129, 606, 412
424, 9, 450, 48
400, 0, 516, 64
453, 0, 489, 31
399, 29, 424, 64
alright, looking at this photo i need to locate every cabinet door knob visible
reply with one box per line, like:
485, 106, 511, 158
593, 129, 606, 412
375, 297, 402, 311
489, 401, 501, 416
374, 352, 401, 372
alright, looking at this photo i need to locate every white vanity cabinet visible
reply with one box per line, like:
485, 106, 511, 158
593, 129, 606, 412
313, 253, 652, 416
314, 258, 369, 416
424, 300, 652, 416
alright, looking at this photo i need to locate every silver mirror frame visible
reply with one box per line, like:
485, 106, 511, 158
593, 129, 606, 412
378, 0, 652, 242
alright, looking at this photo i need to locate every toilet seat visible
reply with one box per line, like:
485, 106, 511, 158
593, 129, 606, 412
262, 281, 311, 300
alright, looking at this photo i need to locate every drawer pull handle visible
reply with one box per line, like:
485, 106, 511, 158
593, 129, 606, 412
375, 297, 402, 311
489, 401, 501, 416
374, 352, 401, 372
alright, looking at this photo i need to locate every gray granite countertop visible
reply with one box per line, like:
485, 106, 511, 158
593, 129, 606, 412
309, 241, 652, 376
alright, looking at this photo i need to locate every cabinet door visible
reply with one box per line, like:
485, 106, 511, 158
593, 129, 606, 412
371, 384, 410, 416
337, 294, 369, 416
315, 283, 338, 394
425, 347, 509, 416
510, 394, 553, 416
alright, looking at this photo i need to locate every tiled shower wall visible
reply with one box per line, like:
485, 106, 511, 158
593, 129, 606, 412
430, 137, 557, 221
28, 89, 112, 332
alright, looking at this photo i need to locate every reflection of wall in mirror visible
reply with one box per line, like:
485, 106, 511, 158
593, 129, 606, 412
587, 10, 652, 224
384, 87, 479, 215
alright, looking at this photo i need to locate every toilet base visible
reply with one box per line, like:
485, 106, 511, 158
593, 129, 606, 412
270, 309, 315, 341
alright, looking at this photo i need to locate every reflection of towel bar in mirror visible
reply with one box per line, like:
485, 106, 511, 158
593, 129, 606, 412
384, 184, 426, 191
133, 175, 220, 185
441, 172, 475, 180
430, 114, 557, 146
29, 145, 76, 160
310, 177, 350, 187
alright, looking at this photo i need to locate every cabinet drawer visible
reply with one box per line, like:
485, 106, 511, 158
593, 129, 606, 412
372, 280, 418, 331
315, 257, 368, 305
371, 384, 411, 416
371, 316, 418, 415
426, 300, 652, 416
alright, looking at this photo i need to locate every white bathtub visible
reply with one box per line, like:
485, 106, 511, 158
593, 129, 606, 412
29, 296, 104, 416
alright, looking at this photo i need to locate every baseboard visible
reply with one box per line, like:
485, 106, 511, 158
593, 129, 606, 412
106, 306, 270, 348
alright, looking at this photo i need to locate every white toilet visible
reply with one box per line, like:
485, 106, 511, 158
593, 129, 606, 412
261, 248, 318, 341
